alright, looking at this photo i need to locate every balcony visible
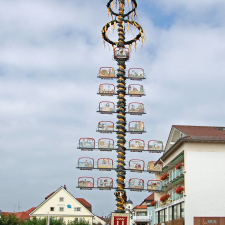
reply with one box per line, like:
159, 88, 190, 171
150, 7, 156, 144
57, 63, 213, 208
155, 192, 184, 209
133, 215, 152, 222
162, 168, 183, 187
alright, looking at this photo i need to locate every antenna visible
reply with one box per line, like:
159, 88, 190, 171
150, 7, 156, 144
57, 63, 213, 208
18, 201, 22, 212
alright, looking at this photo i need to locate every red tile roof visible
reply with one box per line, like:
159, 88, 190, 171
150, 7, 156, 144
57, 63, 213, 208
76, 198, 92, 212
173, 125, 225, 140
45, 192, 55, 199
133, 205, 147, 209
144, 193, 154, 201
25, 207, 36, 215
2, 212, 30, 220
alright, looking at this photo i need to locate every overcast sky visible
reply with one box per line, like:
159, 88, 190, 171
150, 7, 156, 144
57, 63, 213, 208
1, 0, 225, 217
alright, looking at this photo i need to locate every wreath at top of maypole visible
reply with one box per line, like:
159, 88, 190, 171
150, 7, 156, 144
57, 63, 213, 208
107, 0, 137, 19
102, 0, 146, 50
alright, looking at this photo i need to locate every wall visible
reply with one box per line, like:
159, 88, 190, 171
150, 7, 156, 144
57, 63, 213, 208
185, 142, 225, 225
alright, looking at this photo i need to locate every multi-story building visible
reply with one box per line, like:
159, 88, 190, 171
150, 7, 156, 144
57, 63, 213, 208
133, 194, 155, 225
154, 125, 225, 225
30, 185, 94, 224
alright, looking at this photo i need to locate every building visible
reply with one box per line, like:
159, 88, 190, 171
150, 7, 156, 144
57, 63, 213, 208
30, 185, 94, 224
154, 125, 225, 225
133, 194, 155, 225
93, 215, 106, 225
125, 199, 134, 225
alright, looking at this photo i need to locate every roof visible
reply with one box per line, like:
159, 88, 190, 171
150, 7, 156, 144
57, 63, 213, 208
45, 192, 55, 199
173, 125, 225, 140
25, 207, 36, 215
76, 198, 92, 212
127, 199, 133, 204
144, 193, 154, 201
95, 215, 106, 222
2, 212, 30, 220
133, 205, 147, 209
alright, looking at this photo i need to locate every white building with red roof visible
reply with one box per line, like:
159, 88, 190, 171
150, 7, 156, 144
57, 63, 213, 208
154, 125, 225, 225
29, 185, 94, 224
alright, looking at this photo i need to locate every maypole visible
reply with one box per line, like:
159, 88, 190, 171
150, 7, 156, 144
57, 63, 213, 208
102, 0, 145, 213
77, 1, 164, 223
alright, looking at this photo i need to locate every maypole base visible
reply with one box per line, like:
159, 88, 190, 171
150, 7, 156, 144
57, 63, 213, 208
111, 213, 130, 225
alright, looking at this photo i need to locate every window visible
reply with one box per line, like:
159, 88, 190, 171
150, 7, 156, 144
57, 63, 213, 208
59, 207, 64, 212
181, 202, 185, 218
137, 212, 147, 216
59, 217, 64, 222
74, 207, 81, 211
74, 218, 78, 221
155, 211, 159, 224
50, 207, 55, 212
59, 197, 64, 202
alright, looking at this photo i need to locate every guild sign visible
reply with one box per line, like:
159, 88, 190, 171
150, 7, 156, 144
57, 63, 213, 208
111, 213, 130, 225
114, 47, 130, 60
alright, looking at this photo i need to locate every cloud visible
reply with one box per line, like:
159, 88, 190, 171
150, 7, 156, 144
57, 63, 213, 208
1, 0, 225, 217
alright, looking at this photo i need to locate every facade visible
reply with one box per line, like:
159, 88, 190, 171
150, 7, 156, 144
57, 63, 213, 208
154, 125, 225, 225
30, 185, 94, 224
125, 199, 134, 225
133, 194, 155, 225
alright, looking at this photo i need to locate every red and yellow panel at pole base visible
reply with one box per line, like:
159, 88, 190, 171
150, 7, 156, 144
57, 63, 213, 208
111, 213, 130, 225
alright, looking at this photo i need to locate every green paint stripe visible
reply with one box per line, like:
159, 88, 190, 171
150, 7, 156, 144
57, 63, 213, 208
172, 153, 184, 164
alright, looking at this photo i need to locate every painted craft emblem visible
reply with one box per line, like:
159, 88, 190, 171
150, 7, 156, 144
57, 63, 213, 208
129, 159, 144, 171
128, 84, 144, 96
78, 177, 94, 188
78, 157, 94, 168
97, 177, 113, 188
78, 138, 95, 149
128, 102, 145, 113
99, 67, 115, 78
129, 178, 144, 189
114, 47, 129, 60
147, 180, 162, 191
128, 121, 145, 132
148, 140, 163, 151
98, 138, 114, 149
99, 101, 115, 113
128, 68, 144, 79
97, 158, 113, 169
99, 84, 115, 95
129, 139, 145, 150
147, 161, 163, 172
98, 121, 114, 132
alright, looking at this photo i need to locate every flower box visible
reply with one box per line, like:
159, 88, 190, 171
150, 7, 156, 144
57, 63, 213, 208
151, 201, 157, 206
160, 194, 170, 202
175, 186, 185, 194
160, 173, 169, 180
175, 163, 184, 170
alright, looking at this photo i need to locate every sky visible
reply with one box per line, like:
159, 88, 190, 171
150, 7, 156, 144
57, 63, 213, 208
1, 0, 225, 217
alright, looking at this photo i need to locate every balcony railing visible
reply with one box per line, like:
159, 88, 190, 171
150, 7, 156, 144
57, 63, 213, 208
155, 193, 184, 209
162, 168, 183, 186
133, 215, 152, 222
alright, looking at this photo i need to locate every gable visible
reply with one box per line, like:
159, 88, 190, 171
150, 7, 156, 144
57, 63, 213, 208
165, 127, 186, 151
30, 187, 93, 217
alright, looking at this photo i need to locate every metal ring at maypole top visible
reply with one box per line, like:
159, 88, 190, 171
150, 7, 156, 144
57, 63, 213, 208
107, 0, 137, 18
101, 20, 145, 48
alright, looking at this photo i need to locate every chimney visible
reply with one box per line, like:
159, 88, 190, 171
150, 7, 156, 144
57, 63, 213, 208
64, 185, 67, 190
